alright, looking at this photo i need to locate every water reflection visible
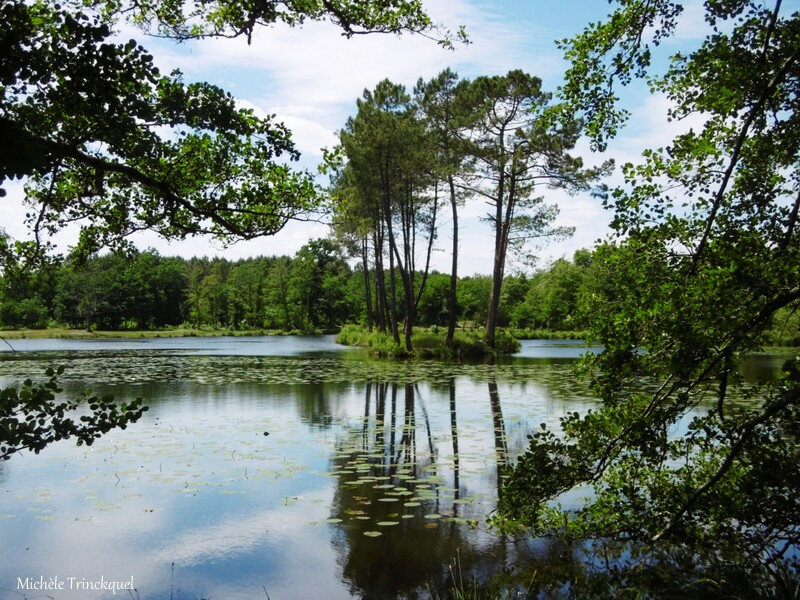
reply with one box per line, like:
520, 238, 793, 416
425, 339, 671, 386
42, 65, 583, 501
0, 339, 789, 599
450, 378, 461, 510
323, 378, 552, 598
295, 384, 335, 427
488, 378, 509, 499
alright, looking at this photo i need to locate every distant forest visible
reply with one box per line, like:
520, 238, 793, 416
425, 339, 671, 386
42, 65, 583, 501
0, 238, 599, 334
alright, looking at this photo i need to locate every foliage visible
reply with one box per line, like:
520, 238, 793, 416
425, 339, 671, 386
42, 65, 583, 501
510, 249, 600, 332
0, 297, 49, 329
336, 77, 441, 350
766, 307, 800, 347
1, 0, 322, 259
336, 323, 407, 356
288, 238, 354, 331
1, 243, 633, 338
456, 276, 492, 327
96, 0, 461, 46
0, 366, 148, 460
509, 328, 588, 341
491, 329, 520, 354
54, 250, 187, 329
498, 0, 800, 582
1, 0, 458, 260
455, 69, 610, 347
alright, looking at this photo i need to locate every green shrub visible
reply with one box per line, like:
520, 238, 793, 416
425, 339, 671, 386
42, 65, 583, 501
336, 324, 369, 346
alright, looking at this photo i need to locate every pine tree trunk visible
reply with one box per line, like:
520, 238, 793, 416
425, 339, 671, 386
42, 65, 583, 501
446, 175, 458, 345
372, 231, 387, 333
388, 248, 400, 344
361, 236, 373, 331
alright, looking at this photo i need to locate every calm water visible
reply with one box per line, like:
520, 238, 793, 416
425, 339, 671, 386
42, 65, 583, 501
0, 337, 789, 599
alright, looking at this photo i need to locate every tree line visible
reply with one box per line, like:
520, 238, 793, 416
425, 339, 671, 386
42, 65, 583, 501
0, 238, 604, 334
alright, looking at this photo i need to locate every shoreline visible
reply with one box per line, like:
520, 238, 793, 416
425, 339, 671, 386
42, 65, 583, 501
2, 328, 797, 351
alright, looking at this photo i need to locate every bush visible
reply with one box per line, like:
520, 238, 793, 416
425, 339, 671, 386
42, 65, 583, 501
336, 324, 370, 346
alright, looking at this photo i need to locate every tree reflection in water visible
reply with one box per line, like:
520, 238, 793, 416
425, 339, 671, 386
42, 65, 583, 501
327, 378, 560, 598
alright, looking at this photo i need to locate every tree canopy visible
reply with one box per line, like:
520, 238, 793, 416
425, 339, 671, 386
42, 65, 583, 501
329, 69, 605, 351
498, 0, 800, 585
456, 69, 609, 347
0, 0, 455, 260
106, 0, 450, 42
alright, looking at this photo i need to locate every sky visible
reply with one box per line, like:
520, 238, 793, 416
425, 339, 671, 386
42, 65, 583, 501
4, 0, 714, 275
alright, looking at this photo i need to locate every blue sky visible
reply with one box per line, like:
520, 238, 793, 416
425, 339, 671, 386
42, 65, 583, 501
5, 0, 716, 274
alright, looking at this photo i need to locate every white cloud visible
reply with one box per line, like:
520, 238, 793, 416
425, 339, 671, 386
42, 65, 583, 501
150, 0, 558, 116
671, 0, 711, 41
1, 179, 32, 241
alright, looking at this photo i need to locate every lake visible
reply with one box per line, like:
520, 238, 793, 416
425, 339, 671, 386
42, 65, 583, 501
0, 336, 789, 599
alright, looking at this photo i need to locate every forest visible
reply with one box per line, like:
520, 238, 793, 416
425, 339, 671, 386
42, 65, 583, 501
0, 242, 600, 337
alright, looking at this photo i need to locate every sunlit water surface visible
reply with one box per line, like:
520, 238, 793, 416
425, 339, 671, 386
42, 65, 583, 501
0, 336, 789, 599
